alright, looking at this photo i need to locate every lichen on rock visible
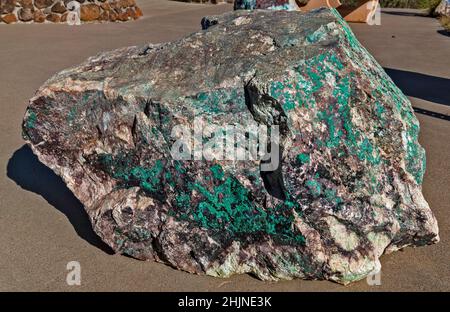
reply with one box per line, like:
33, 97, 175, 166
22, 9, 439, 284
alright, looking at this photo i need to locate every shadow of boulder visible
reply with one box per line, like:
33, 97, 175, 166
384, 67, 450, 106
7, 145, 114, 254
382, 10, 429, 17
437, 29, 450, 37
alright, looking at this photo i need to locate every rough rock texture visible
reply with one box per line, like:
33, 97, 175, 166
435, 0, 450, 17
1, 11, 17, 22
18, 7, 33, 21
80, 3, 100, 21
234, 0, 291, 10
51, 1, 67, 14
0, 0, 16, 13
0, 0, 142, 23
22, 9, 439, 284
33, 8, 45, 22
45, 11, 60, 22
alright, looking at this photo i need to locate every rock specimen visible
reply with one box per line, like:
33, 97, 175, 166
0, 0, 142, 24
22, 9, 439, 284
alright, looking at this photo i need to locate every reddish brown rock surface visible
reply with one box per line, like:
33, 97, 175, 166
1, 12, 17, 23
46, 12, 60, 22
0, 0, 143, 23
33, 9, 46, 22
80, 3, 101, 21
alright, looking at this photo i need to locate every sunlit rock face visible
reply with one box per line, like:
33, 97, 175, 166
22, 9, 438, 284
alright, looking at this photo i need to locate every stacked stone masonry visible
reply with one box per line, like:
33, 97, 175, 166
0, 0, 143, 24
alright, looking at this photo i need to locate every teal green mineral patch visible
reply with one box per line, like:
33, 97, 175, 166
96, 153, 165, 194
333, 8, 360, 50
375, 101, 385, 118
188, 174, 305, 244
269, 80, 299, 111
405, 122, 426, 184
193, 89, 245, 115
269, 50, 345, 112
174, 160, 187, 174
95, 153, 305, 245
329, 7, 424, 183
296, 153, 310, 165
306, 28, 324, 44
269, 74, 315, 110
324, 188, 343, 206
168, 164, 304, 245
306, 179, 322, 197
306, 69, 382, 166
210, 164, 224, 180
196, 92, 208, 102
129, 160, 164, 193
25, 110, 37, 129
67, 106, 77, 123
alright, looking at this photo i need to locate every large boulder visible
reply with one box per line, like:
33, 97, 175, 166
22, 9, 439, 284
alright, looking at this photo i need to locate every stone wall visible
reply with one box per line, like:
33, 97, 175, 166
0, 0, 143, 24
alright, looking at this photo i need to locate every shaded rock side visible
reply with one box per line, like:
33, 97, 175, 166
22, 9, 439, 284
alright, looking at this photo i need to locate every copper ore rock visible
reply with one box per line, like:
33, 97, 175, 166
22, 9, 439, 284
